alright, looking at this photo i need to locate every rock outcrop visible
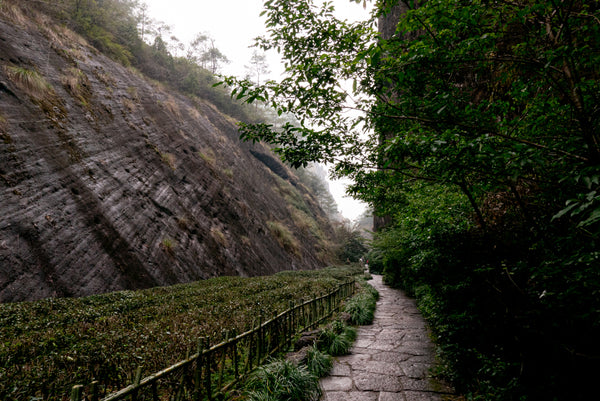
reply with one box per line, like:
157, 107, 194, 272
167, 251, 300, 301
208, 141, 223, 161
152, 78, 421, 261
0, 5, 333, 302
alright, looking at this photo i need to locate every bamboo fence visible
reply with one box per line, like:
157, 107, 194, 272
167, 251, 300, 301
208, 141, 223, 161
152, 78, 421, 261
70, 279, 355, 401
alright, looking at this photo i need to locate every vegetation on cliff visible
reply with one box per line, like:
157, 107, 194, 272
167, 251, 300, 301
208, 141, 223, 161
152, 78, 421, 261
225, 0, 600, 399
25, 0, 254, 121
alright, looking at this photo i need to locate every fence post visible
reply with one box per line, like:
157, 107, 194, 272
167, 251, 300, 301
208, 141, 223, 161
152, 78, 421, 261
131, 366, 142, 401
247, 319, 255, 372
232, 329, 239, 380
273, 310, 279, 353
287, 301, 294, 349
217, 331, 229, 389
90, 381, 99, 401
205, 338, 212, 401
290, 301, 296, 335
319, 293, 323, 320
134, 366, 143, 385
70, 385, 83, 401
257, 312, 264, 366
300, 299, 305, 329
281, 310, 287, 352
195, 337, 205, 401
152, 381, 158, 401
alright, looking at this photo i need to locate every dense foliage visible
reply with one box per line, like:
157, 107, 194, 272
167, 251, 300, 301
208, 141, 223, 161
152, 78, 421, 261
0, 266, 362, 400
224, 0, 600, 399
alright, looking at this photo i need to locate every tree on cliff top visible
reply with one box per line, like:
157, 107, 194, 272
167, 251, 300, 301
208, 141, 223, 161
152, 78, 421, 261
223, 0, 600, 229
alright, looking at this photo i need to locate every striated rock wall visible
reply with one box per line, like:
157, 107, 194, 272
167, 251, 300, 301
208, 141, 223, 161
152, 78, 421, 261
0, 5, 334, 302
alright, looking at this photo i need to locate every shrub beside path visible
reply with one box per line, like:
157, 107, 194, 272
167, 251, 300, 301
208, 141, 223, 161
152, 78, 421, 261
319, 274, 457, 401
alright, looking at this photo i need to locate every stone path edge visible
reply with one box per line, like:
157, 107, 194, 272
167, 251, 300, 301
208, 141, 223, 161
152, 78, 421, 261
319, 274, 460, 401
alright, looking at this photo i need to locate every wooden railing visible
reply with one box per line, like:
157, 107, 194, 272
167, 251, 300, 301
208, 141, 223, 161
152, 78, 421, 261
70, 279, 355, 401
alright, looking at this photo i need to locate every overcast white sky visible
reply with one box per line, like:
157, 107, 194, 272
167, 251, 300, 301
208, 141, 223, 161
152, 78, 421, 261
143, 0, 371, 220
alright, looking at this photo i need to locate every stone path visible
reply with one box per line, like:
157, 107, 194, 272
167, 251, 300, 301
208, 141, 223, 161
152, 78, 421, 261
319, 275, 455, 401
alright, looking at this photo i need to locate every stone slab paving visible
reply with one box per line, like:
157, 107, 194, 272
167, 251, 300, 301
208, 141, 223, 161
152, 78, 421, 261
320, 275, 456, 401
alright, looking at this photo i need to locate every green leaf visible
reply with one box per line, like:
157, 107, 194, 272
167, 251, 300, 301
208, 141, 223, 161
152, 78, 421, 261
578, 209, 600, 227
552, 203, 578, 221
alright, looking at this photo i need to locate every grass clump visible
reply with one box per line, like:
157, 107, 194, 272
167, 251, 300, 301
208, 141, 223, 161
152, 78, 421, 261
317, 320, 356, 356
363, 280, 380, 301
198, 148, 216, 166
160, 237, 175, 255
5, 66, 53, 100
289, 207, 324, 241
176, 216, 189, 230
305, 346, 332, 378
344, 281, 378, 326
223, 167, 234, 179
210, 227, 228, 247
244, 359, 321, 401
61, 67, 90, 105
267, 221, 300, 256
161, 96, 181, 120
160, 152, 176, 170
0, 1, 29, 28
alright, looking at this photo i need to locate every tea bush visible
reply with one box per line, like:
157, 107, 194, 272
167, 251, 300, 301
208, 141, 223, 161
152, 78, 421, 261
0, 266, 362, 400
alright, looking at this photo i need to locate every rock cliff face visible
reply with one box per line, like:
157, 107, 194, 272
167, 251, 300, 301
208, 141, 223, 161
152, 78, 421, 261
0, 5, 334, 302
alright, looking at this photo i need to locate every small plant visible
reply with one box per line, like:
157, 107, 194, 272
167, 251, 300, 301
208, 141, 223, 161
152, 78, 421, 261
126, 86, 139, 102
244, 359, 321, 401
0, 1, 29, 26
176, 216, 189, 230
5, 66, 52, 100
325, 330, 352, 356
343, 325, 357, 342
317, 321, 355, 356
198, 149, 216, 166
305, 346, 332, 378
364, 281, 380, 301
187, 105, 201, 120
122, 97, 136, 112
61, 67, 89, 105
267, 221, 300, 256
289, 207, 323, 240
160, 152, 176, 170
331, 319, 357, 341
344, 290, 377, 326
330, 319, 346, 334
241, 236, 251, 247
93, 69, 115, 88
210, 227, 228, 247
223, 168, 234, 179
162, 97, 181, 119
160, 238, 175, 254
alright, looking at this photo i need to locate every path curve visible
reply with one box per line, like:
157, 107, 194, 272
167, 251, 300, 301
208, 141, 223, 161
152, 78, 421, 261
319, 275, 454, 401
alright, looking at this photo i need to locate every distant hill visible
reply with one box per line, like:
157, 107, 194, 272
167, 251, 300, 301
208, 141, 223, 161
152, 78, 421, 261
0, 1, 335, 302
